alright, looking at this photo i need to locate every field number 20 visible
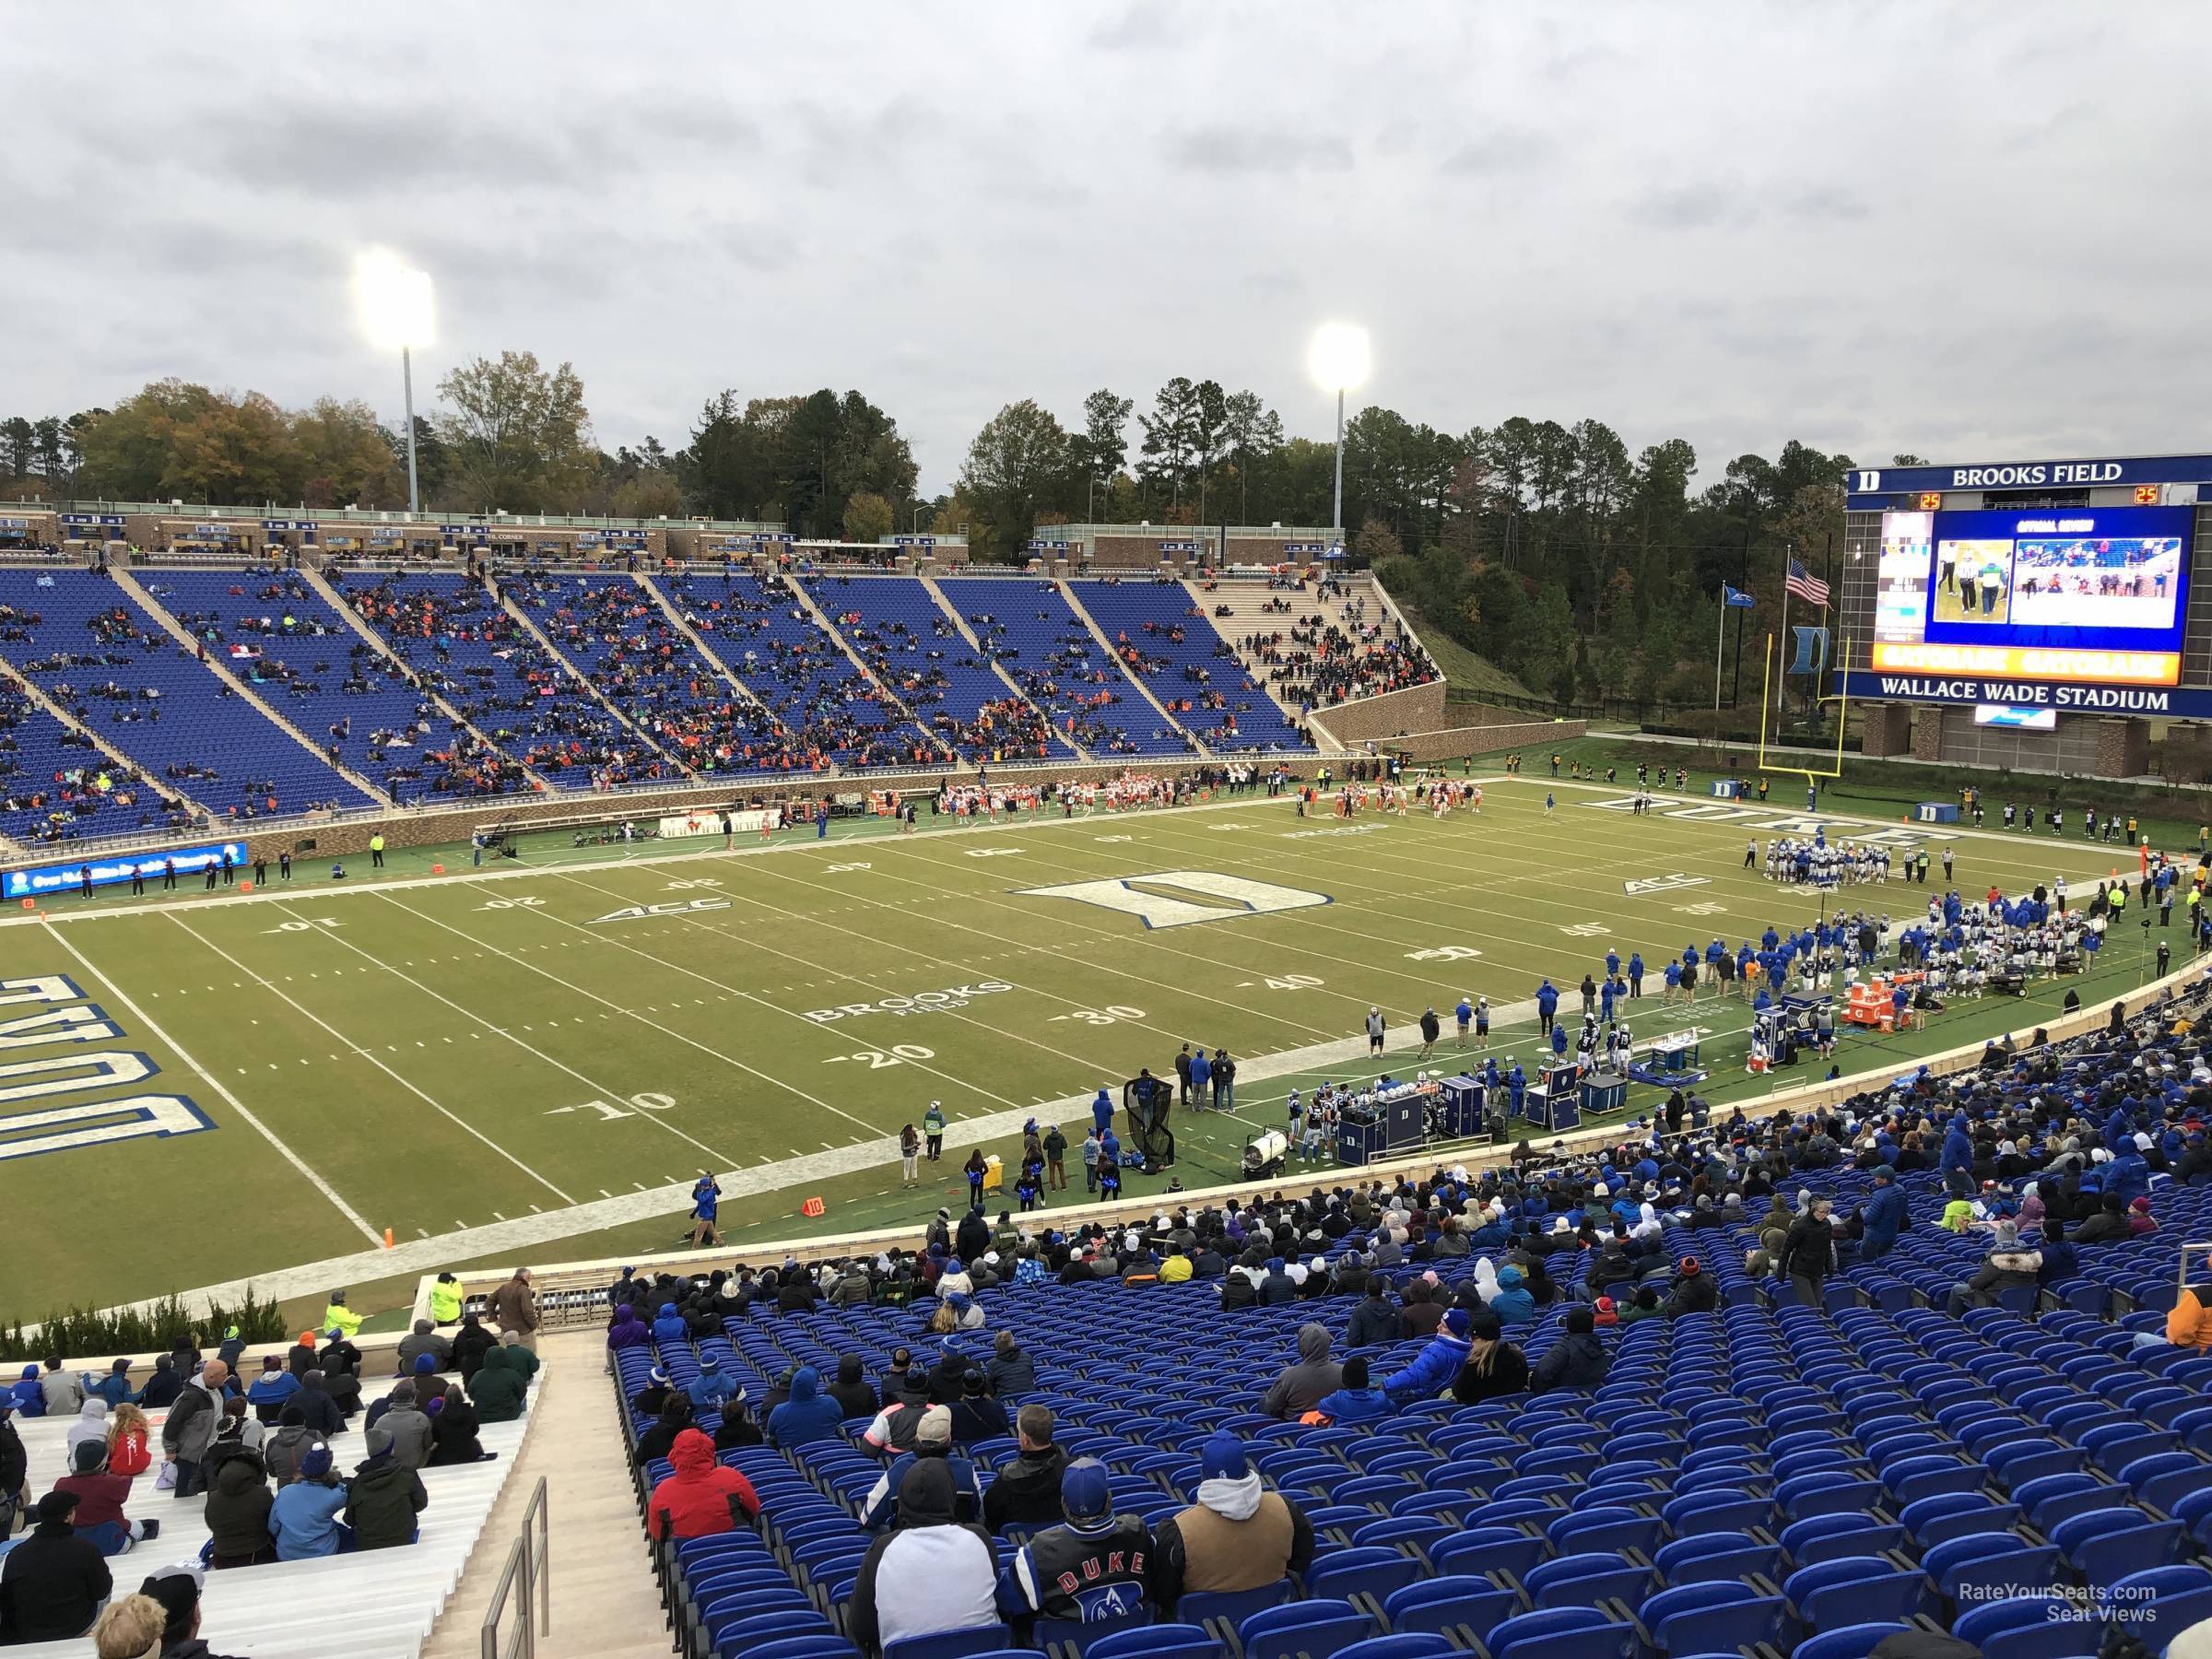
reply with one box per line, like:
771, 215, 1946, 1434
825, 1045, 936, 1069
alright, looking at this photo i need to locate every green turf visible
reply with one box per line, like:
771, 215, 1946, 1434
0, 775, 2174, 1324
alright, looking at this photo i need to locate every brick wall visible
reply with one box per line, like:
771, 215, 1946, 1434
1090, 534, 1210, 571
1861, 703, 1912, 756
1911, 707, 1944, 762
1307, 681, 1449, 744
2094, 717, 2151, 779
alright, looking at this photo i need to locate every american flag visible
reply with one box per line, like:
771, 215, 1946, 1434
1785, 558, 1830, 607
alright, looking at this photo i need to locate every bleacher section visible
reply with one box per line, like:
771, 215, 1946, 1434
651, 571, 937, 771
5, 1371, 541, 1659
332, 571, 640, 792
500, 571, 798, 780
1201, 579, 1439, 714
1069, 580, 1312, 753
804, 574, 1073, 763
140, 571, 524, 804
938, 576, 1195, 759
0, 569, 374, 818
0, 675, 185, 847
608, 984, 2212, 1659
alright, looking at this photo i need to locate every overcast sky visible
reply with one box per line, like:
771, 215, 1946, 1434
9, 2, 2208, 495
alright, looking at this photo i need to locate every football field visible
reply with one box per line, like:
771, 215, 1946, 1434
0, 775, 2164, 1322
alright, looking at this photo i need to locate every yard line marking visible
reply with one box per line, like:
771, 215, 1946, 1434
42, 921, 382, 1246
370, 892, 880, 1141
166, 913, 579, 1206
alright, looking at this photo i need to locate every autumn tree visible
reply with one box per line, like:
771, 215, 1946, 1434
435, 351, 596, 512
959, 399, 1071, 559
842, 489, 894, 544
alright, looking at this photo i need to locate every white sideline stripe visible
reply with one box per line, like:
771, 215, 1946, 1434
63, 1000, 1551, 1324
40, 919, 383, 1246
169, 912, 580, 1206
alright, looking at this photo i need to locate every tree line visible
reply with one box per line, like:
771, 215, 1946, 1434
6, 359, 1917, 704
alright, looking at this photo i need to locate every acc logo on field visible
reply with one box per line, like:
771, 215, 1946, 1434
1624, 873, 1710, 895
1018, 870, 1331, 931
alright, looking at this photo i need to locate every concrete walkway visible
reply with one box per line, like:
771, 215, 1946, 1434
421, 1330, 675, 1659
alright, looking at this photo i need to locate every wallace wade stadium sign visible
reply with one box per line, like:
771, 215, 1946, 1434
1839, 670, 2212, 718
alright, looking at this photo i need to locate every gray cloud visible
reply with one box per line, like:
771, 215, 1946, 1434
1164, 127, 1354, 175
3, 1, 2207, 493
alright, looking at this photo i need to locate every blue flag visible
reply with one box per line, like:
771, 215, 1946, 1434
1723, 584, 1756, 608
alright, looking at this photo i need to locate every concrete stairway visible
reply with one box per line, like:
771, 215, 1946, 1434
419, 1330, 676, 1659
299, 565, 562, 794
1060, 581, 1213, 758
110, 565, 395, 806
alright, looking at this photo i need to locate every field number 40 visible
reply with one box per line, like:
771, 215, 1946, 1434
825, 1045, 936, 1069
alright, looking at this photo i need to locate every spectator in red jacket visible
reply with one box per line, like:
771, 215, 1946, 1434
647, 1429, 760, 1542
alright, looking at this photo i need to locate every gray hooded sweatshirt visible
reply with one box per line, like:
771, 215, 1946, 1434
1259, 1323, 1343, 1419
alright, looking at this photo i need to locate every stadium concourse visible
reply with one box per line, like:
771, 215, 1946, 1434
574, 969, 2212, 1659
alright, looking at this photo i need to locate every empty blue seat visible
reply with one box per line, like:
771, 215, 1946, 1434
1086, 1622, 1220, 1659
1171, 1581, 1291, 1630
1637, 1581, 1787, 1656
1653, 1532, 1784, 1585
2048, 1510, 2184, 1589
1523, 1552, 1652, 1613
1380, 1577, 1520, 1643
1922, 1534, 2063, 1605
1951, 1596, 2100, 1659
1430, 1527, 1547, 1582
1547, 1507, 1664, 1558
1238, 1600, 1380, 1659
1034, 1610, 1151, 1658
1791, 1626, 1913, 1659
1328, 1638, 1456, 1659
883, 1629, 1009, 1659
1780, 1513, 1906, 1566
1308, 1547, 1424, 1604
1483, 1607, 1638, 1659
2106, 1565, 2212, 1653
1782, 1556, 1925, 1632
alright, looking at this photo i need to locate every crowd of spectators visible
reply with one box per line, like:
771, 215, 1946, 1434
0, 673, 179, 844
339, 572, 645, 789
1237, 590, 1439, 711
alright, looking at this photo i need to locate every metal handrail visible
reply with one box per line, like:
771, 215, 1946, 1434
479, 1476, 550, 1659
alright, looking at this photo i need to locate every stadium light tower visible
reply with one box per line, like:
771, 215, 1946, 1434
1308, 322, 1370, 547
352, 249, 436, 514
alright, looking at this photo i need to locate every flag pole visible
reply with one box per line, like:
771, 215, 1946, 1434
1776, 544, 1792, 732
1714, 598, 1726, 712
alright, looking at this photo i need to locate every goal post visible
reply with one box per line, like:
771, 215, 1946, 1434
1755, 627, 1854, 788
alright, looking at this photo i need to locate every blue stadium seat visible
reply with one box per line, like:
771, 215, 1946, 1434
1790, 1626, 1912, 1659
1951, 1597, 2100, 1659
1636, 1582, 1788, 1656
883, 1628, 1011, 1659
1781, 1557, 1925, 1632
1086, 1622, 1220, 1659
1380, 1577, 1520, 1642
1237, 1600, 1381, 1659
1171, 1581, 1292, 1630
1482, 1607, 1639, 1659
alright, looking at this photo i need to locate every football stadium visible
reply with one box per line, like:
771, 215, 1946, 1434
8, 9, 2212, 1659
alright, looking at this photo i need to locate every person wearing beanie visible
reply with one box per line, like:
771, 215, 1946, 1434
827, 1355, 878, 1422
376, 1381, 435, 1471
1859, 1167, 1907, 1261
1450, 1307, 1530, 1403
2128, 1195, 2160, 1236
996, 1458, 1155, 1632
345, 1424, 430, 1550
1259, 1324, 1342, 1419
948, 1368, 1009, 1446
1382, 1305, 1475, 1402
268, 1446, 348, 1559
983, 1404, 1067, 1534
849, 1458, 999, 1659
1149, 1433, 1314, 1612
1665, 1256, 1719, 1319
132, 1561, 247, 1659
205, 1418, 276, 1569
244, 1355, 302, 1425
451, 1312, 497, 1383
1312, 1356, 1394, 1425
646, 1428, 759, 1543
320, 1291, 363, 1341
861, 1405, 983, 1531
687, 1357, 740, 1413
1591, 1296, 1619, 1329
83, 1358, 139, 1411
397, 1317, 454, 1373
630, 1365, 674, 1419
1529, 1304, 1611, 1394
55, 1434, 156, 1557
1343, 1277, 1399, 1349
0, 1492, 111, 1641
285, 1330, 320, 1379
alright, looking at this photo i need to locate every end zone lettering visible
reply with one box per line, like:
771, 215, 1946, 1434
0, 976, 212, 1162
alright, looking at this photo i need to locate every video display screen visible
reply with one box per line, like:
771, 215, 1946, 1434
1870, 504, 2193, 686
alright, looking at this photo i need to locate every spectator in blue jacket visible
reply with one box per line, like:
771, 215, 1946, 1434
8, 1366, 46, 1418
1382, 1307, 1472, 1402
1488, 1265, 1537, 1325
1535, 980, 1559, 1035
765, 1367, 844, 1449
650, 1303, 688, 1347
1859, 1167, 1908, 1261
1314, 1357, 1395, 1424
687, 1358, 740, 1413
